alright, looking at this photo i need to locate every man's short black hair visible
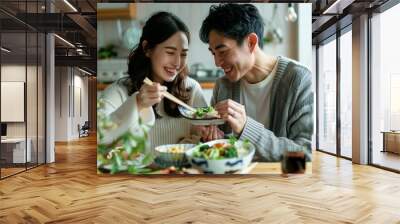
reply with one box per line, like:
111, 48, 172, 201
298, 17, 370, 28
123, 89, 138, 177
200, 3, 264, 48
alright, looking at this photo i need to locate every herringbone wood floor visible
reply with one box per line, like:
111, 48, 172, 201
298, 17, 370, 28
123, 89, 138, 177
1, 135, 400, 223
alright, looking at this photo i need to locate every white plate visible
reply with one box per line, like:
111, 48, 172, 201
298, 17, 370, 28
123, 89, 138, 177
178, 106, 225, 126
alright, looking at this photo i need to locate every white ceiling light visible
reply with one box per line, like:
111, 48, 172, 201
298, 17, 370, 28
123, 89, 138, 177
286, 3, 297, 22
63, 0, 78, 12
1, 47, 11, 53
54, 34, 75, 48
78, 67, 92, 76
76, 48, 84, 55
323, 0, 354, 15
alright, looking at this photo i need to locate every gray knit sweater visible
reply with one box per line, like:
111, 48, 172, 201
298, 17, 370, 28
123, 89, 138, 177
211, 56, 314, 162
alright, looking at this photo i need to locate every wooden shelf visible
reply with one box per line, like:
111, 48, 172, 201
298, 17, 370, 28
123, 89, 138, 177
97, 3, 136, 20
200, 82, 215, 89
97, 83, 110, 91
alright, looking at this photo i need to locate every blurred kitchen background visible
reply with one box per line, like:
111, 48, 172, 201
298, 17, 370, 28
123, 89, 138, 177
97, 3, 312, 103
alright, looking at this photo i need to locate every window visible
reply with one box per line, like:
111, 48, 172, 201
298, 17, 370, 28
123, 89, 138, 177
339, 29, 352, 158
0, 0, 47, 179
371, 3, 400, 171
317, 37, 337, 154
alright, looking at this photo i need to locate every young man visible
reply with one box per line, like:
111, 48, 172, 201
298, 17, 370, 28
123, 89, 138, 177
199, 3, 313, 161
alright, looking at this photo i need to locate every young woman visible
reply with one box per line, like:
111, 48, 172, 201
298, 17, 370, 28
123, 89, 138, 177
99, 12, 207, 150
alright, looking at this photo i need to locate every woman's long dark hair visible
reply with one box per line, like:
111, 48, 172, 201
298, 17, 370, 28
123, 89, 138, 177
127, 11, 191, 118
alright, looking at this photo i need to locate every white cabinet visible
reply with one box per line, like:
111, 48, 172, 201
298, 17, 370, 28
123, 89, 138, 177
98, 59, 128, 83
1, 138, 32, 163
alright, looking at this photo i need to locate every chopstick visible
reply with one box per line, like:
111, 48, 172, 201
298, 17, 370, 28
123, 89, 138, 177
143, 78, 196, 112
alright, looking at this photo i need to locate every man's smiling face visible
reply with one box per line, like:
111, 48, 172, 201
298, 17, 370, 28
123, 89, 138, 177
208, 30, 253, 82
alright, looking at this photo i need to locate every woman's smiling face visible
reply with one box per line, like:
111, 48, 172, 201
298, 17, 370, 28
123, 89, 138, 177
147, 31, 189, 83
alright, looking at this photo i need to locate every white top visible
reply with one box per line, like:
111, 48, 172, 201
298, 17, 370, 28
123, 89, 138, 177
240, 59, 279, 129
98, 77, 207, 151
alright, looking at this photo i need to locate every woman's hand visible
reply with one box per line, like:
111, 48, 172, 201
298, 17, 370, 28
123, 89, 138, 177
136, 82, 167, 111
194, 125, 224, 142
215, 99, 247, 135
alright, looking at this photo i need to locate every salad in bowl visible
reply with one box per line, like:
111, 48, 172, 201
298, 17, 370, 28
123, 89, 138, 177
185, 137, 255, 174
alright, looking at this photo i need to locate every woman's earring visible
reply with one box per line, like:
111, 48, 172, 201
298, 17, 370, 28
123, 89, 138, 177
142, 40, 150, 57
144, 48, 151, 57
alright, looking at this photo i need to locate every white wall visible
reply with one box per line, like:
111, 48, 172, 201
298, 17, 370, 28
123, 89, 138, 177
54, 67, 89, 141
73, 73, 89, 138
297, 3, 312, 70
98, 3, 304, 70
1, 65, 26, 139
1, 65, 26, 81
1, 64, 46, 164
55, 66, 68, 141
1, 65, 39, 136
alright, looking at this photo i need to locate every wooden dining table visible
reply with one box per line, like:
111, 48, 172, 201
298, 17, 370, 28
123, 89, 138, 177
147, 162, 312, 175
246, 162, 312, 174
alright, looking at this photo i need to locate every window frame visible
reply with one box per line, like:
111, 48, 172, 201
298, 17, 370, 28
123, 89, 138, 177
315, 24, 352, 161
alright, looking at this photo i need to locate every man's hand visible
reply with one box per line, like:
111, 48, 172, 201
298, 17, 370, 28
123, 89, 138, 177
215, 99, 247, 135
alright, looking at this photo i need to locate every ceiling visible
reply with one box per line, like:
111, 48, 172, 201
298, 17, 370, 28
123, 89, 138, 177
1, 0, 397, 74
0, 0, 97, 74
310, 0, 391, 44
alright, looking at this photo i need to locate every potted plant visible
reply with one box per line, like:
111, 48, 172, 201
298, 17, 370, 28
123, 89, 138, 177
98, 44, 118, 60
97, 99, 154, 174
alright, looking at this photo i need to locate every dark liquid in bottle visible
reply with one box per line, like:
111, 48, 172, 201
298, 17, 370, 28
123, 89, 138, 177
281, 151, 306, 174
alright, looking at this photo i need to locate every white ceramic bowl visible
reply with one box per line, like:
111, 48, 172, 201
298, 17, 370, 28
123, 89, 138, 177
154, 144, 196, 168
185, 139, 255, 174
